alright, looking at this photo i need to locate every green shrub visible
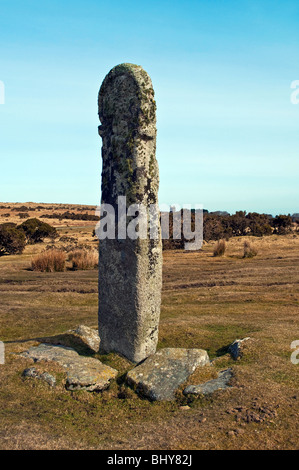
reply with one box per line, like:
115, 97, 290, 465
272, 215, 293, 235
0, 224, 26, 256
19, 218, 58, 243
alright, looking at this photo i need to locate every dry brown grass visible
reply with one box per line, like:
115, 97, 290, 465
243, 240, 258, 258
213, 239, 226, 257
31, 249, 66, 272
68, 248, 98, 270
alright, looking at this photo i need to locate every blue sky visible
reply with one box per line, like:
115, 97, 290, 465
0, 0, 298, 215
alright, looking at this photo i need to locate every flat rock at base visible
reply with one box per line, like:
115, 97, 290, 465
183, 368, 233, 396
126, 348, 210, 401
44, 325, 100, 354
20, 344, 117, 391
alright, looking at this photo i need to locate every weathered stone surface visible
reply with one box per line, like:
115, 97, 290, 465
44, 325, 100, 354
20, 344, 117, 391
183, 368, 233, 396
97, 63, 162, 363
228, 337, 251, 360
126, 348, 210, 401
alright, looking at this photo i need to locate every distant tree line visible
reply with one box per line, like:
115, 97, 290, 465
162, 210, 296, 250
11, 205, 35, 212
0, 210, 297, 256
41, 211, 99, 221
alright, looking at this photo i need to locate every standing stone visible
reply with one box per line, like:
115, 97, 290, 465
97, 63, 162, 363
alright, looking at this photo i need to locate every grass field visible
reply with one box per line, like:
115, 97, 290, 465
0, 211, 298, 450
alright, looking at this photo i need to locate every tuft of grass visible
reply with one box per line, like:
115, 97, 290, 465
31, 249, 66, 272
68, 248, 98, 270
213, 239, 226, 257
243, 240, 258, 258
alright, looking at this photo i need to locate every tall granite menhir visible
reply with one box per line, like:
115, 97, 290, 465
97, 63, 162, 363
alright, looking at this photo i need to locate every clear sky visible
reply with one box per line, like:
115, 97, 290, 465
0, 0, 298, 215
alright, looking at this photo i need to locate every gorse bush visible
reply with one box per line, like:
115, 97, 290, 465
68, 248, 98, 270
213, 239, 226, 257
272, 215, 293, 235
31, 249, 66, 272
0, 223, 26, 256
20, 218, 58, 244
243, 241, 258, 258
